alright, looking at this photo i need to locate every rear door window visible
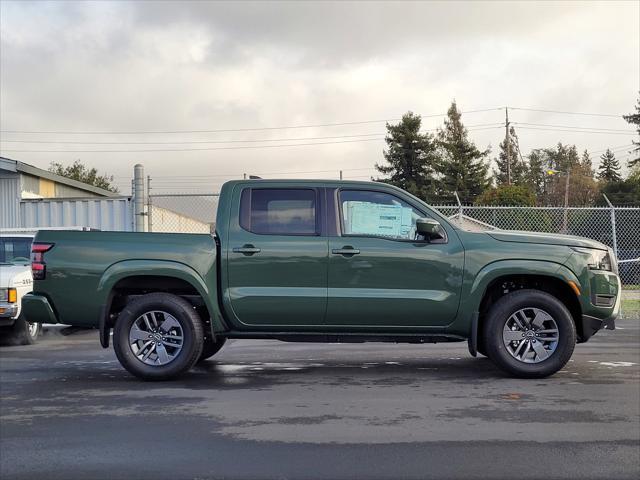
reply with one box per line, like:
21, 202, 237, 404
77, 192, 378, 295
240, 188, 318, 235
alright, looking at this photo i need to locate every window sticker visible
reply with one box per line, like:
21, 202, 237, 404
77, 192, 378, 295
344, 201, 415, 238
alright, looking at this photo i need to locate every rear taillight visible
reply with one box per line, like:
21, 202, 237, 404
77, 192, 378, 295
31, 243, 53, 280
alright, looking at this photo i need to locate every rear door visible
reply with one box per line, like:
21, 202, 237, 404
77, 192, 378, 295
326, 187, 464, 328
225, 185, 328, 327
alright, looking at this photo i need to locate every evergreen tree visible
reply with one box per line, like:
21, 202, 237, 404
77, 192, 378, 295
435, 101, 490, 203
375, 112, 439, 200
623, 95, 640, 168
597, 148, 622, 182
494, 126, 528, 186
493, 127, 527, 186
525, 149, 546, 200
581, 149, 594, 175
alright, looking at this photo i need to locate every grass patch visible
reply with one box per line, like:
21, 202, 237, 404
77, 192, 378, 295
621, 299, 640, 313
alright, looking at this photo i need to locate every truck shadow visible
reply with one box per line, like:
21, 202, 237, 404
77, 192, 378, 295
174, 356, 510, 390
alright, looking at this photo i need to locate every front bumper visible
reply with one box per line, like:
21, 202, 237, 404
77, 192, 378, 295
21, 294, 58, 325
579, 286, 620, 342
0, 302, 19, 321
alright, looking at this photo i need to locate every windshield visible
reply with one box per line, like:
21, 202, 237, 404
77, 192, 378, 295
0, 237, 33, 265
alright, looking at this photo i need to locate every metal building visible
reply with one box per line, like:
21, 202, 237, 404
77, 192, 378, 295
1, 157, 120, 229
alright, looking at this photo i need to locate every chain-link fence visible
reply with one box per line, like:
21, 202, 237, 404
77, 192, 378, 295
147, 194, 218, 234
146, 192, 639, 289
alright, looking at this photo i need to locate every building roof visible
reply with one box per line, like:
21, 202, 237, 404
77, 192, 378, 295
0, 157, 120, 197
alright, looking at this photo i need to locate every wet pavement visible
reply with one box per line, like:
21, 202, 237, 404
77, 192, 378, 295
1, 316, 639, 480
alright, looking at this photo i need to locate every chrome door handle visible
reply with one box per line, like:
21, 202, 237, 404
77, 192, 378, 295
232, 245, 261, 255
332, 247, 360, 255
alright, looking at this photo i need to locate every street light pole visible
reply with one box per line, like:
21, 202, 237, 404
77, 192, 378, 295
562, 168, 571, 234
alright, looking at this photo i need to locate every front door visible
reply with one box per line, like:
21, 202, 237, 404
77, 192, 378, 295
326, 188, 464, 328
225, 186, 328, 327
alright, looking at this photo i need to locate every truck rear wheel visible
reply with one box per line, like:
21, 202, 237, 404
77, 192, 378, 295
113, 293, 204, 381
483, 289, 576, 378
198, 337, 227, 362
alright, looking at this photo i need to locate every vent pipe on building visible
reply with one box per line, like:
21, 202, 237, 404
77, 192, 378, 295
133, 164, 145, 232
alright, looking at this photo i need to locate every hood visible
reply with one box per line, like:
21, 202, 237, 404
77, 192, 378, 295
487, 230, 609, 250
0, 264, 32, 287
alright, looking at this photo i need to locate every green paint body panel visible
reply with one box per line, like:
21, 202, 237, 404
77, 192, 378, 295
25, 179, 620, 343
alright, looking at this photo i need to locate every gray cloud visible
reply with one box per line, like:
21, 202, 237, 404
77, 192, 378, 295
0, 0, 637, 189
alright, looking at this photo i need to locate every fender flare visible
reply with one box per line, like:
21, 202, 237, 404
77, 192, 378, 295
96, 260, 226, 346
457, 259, 581, 351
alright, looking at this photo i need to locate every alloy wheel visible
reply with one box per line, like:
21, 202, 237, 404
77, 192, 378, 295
502, 307, 559, 364
128, 311, 184, 366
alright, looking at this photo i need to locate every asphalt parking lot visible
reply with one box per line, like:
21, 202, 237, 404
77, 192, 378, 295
1, 315, 639, 480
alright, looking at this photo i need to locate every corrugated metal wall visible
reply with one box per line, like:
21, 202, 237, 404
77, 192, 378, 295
19, 198, 133, 231
0, 175, 21, 228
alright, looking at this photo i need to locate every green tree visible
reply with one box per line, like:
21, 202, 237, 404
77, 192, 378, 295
493, 126, 528, 186
535, 144, 598, 206
49, 160, 119, 193
599, 176, 640, 206
435, 101, 490, 203
476, 184, 535, 206
623, 95, 640, 168
375, 112, 439, 200
597, 148, 622, 182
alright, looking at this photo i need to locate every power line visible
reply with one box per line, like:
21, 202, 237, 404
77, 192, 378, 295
0, 125, 504, 153
509, 107, 623, 118
513, 122, 633, 133
514, 126, 636, 136
0, 108, 503, 135
0, 123, 502, 145
0, 137, 386, 153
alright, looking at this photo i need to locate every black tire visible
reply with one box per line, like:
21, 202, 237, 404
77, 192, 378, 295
483, 289, 576, 378
113, 293, 204, 381
6, 316, 41, 345
198, 337, 227, 362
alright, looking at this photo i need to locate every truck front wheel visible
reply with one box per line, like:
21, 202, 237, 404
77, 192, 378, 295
3, 316, 41, 345
483, 289, 576, 378
113, 293, 204, 380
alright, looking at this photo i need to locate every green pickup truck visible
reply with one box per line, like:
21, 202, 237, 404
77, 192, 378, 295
22, 180, 620, 380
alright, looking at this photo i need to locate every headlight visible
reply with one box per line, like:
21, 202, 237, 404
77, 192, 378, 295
0, 289, 6, 302
572, 247, 612, 271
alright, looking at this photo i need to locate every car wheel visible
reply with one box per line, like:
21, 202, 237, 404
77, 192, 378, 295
483, 289, 576, 378
113, 293, 204, 381
6, 316, 41, 345
198, 337, 227, 362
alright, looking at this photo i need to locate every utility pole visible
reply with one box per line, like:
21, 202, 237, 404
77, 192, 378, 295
339, 170, 343, 180
505, 107, 511, 186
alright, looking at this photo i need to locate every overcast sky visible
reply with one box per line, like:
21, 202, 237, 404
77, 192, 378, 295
1, 0, 638, 193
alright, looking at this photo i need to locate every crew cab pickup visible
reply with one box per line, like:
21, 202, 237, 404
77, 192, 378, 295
22, 180, 620, 380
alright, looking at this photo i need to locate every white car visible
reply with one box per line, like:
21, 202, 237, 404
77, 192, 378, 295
0, 234, 41, 344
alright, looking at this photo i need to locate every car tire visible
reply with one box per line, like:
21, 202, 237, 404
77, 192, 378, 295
6, 316, 41, 345
113, 293, 204, 381
198, 337, 227, 362
483, 289, 576, 378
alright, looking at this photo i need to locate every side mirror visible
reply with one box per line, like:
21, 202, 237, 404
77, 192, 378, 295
416, 218, 445, 241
